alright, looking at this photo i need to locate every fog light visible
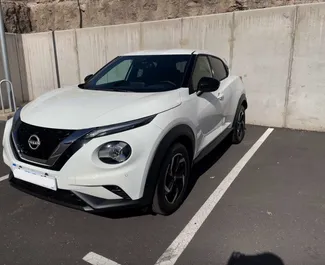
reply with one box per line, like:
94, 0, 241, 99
98, 141, 131, 164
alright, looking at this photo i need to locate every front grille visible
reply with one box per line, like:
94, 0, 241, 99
14, 121, 74, 160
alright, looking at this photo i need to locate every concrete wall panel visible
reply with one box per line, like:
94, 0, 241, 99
15, 34, 29, 103
0, 34, 28, 108
55, 29, 80, 86
5, 34, 24, 106
105, 23, 141, 61
181, 13, 233, 63
286, 3, 325, 131
76, 27, 107, 82
22, 32, 57, 100
232, 6, 296, 127
141, 19, 182, 50
0, 34, 23, 107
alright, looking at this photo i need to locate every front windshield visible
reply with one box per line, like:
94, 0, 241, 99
83, 54, 191, 92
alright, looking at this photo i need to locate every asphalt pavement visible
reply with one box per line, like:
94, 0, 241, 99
0, 124, 324, 265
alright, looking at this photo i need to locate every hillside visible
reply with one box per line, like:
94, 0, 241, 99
2, 0, 325, 33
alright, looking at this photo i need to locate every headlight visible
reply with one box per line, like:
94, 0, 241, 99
85, 115, 156, 139
13, 107, 22, 122
11, 107, 22, 132
98, 141, 132, 164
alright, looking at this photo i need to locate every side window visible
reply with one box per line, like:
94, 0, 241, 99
191, 56, 213, 91
96, 59, 132, 85
209, 57, 228, 81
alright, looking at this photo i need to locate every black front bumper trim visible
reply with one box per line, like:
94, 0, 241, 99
8, 172, 149, 212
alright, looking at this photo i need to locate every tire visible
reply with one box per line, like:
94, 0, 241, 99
152, 143, 191, 216
232, 105, 246, 144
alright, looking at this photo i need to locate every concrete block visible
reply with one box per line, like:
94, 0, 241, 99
232, 6, 296, 128
286, 3, 325, 131
55, 29, 80, 86
22, 32, 58, 100
105, 23, 141, 61
0, 109, 15, 121
181, 13, 233, 63
140, 19, 182, 50
76, 26, 107, 82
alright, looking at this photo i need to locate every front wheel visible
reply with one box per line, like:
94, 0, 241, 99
232, 105, 246, 144
152, 143, 190, 216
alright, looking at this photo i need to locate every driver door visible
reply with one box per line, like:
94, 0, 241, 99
192, 55, 225, 153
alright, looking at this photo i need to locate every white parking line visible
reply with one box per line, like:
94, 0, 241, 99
155, 128, 274, 265
0, 174, 9, 182
83, 252, 121, 265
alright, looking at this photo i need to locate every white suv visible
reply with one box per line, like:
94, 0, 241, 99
2, 49, 247, 215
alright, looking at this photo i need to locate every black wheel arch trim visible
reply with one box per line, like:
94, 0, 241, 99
239, 94, 248, 110
232, 94, 248, 126
142, 124, 195, 205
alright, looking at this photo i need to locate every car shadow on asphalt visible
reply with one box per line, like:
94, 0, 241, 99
227, 251, 285, 265
93, 208, 149, 219
186, 135, 232, 198
95, 136, 232, 219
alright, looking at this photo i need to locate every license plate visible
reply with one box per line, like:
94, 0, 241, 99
12, 165, 57, 191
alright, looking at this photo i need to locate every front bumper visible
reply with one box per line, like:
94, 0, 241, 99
8, 172, 147, 212
3, 117, 163, 211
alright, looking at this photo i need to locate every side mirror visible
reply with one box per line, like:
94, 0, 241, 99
84, 74, 94, 83
198, 77, 220, 93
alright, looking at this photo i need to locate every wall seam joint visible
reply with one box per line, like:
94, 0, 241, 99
180, 18, 184, 49
139, 22, 144, 50
51, 30, 61, 88
229, 11, 236, 71
14, 34, 24, 103
74, 29, 81, 82
283, 5, 299, 128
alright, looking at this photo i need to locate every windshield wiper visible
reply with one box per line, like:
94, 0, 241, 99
112, 80, 129, 87
105, 88, 134, 92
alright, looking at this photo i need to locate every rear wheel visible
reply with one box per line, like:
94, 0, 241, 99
152, 143, 190, 215
232, 105, 246, 144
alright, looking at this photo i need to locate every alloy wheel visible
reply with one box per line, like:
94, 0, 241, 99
164, 153, 187, 204
237, 109, 246, 139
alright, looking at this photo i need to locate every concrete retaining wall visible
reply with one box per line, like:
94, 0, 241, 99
75, 26, 107, 84
0, 33, 27, 107
286, 3, 325, 131
5, 3, 325, 131
231, 6, 296, 128
181, 13, 233, 64
141, 19, 182, 50
105, 23, 141, 62
54, 29, 80, 86
22, 32, 58, 99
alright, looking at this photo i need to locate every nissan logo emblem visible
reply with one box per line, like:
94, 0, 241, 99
28, 135, 41, 150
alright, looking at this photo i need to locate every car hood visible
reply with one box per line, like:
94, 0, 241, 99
20, 86, 182, 129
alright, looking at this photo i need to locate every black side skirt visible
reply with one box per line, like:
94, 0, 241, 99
193, 127, 233, 164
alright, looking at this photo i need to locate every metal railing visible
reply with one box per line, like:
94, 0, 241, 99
0, 79, 16, 114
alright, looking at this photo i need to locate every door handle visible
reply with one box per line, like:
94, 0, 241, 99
217, 93, 224, 101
